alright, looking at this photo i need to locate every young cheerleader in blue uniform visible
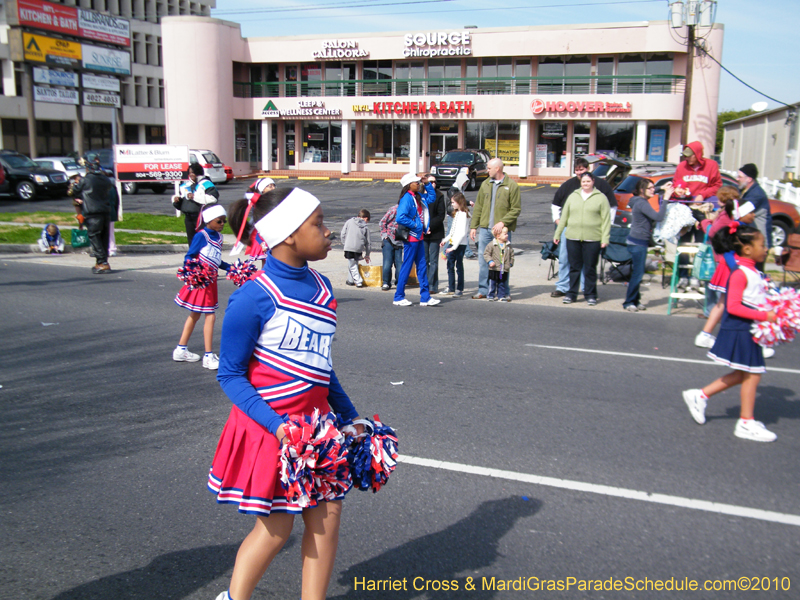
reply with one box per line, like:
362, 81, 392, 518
209, 187, 366, 600
173, 204, 230, 370
682, 223, 779, 442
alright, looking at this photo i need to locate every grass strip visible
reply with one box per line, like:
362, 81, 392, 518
0, 225, 182, 245
0, 211, 185, 233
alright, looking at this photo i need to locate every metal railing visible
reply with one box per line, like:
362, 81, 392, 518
233, 75, 685, 99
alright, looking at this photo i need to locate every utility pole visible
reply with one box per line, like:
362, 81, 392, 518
670, 0, 716, 146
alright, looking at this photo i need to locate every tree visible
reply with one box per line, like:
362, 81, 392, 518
716, 109, 754, 154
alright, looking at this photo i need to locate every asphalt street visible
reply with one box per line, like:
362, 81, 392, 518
1, 248, 799, 599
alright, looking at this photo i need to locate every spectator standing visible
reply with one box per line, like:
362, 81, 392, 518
623, 179, 672, 312
69, 153, 113, 274
738, 163, 772, 255
423, 175, 447, 294
553, 172, 611, 306
379, 204, 403, 291
440, 191, 470, 296
469, 158, 521, 299
484, 226, 515, 301
550, 157, 617, 297
393, 173, 440, 307
173, 163, 220, 244
340, 209, 371, 287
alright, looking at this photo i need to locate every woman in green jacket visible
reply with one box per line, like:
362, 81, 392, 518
553, 172, 611, 306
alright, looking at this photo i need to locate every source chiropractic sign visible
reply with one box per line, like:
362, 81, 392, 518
403, 31, 471, 57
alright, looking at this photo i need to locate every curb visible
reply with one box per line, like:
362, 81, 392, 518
0, 243, 187, 254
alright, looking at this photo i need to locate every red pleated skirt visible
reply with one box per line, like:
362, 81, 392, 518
207, 385, 344, 515
175, 280, 218, 313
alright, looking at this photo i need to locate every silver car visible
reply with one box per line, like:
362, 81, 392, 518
34, 156, 86, 179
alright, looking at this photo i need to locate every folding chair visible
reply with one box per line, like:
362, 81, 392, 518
600, 226, 633, 284
539, 240, 559, 280
777, 233, 800, 286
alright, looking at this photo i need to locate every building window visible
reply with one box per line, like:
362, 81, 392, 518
479, 57, 511, 94
285, 121, 296, 164
394, 61, 424, 96
514, 59, 531, 95
2, 118, 30, 154
465, 58, 478, 94
363, 121, 410, 164
617, 54, 645, 93
466, 122, 497, 157
565, 56, 591, 93
85, 122, 113, 150
486, 121, 520, 166
428, 58, 461, 95
596, 121, 635, 160
362, 60, 392, 96
536, 122, 568, 168
285, 65, 298, 97
536, 56, 563, 95
300, 120, 354, 163
646, 53, 673, 93
124, 124, 139, 144
146, 126, 165, 144
36, 121, 73, 156
301, 63, 322, 97
597, 57, 615, 94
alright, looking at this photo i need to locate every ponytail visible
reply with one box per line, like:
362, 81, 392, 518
711, 222, 760, 256
229, 187, 294, 249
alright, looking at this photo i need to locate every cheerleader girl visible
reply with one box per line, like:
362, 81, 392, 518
682, 223, 779, 442
173, 204, 230, 370
228, 177, 276, 267
209, 187, 366, 600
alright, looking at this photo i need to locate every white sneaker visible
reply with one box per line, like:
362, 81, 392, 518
677, 277, 689, 290
694, 331, 716, 349
420, 297, 441, 306
215, 593, 230, 600
682, 389, 707, 425
203, 353, 220, 370
173, 347, 200, 362
763, 347, 775, 359
734, 418, 777, 442
393, 298, 413, 306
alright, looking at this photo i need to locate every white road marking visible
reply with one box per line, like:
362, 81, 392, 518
525, 344, 800, 375
398, 455, 800, 527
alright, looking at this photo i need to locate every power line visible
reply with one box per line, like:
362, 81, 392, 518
212, 0, 659, 18
212, 0, 453, 16
694, 43, 791, 108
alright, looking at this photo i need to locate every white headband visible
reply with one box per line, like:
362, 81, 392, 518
254, 188, 321, 248
203, 204, 227, 223
737, 201, 755, 219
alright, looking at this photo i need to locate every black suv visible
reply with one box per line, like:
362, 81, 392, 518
0, 150, 70, 200
430, 149, 491, 190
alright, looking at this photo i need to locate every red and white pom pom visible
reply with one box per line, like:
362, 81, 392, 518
752, 287, 800, 348
176, 257, 216, 290
279, 409, 351, 508
226, 258, 258, 287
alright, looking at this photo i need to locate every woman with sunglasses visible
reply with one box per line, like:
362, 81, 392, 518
173, 205, 231, 369
623, 178, 673, 312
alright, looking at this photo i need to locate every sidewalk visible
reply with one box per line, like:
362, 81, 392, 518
1, 235, 703, 317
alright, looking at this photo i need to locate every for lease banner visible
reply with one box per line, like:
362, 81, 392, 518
114, 145, 190, 182
16, 0, 130, 46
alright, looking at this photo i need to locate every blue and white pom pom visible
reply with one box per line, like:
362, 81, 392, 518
279, 409, 351, 508
226, 258, 258, 287
341, 415, 399, 493
176, 257, 216, 290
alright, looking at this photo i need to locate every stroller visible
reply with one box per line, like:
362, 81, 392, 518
600, 226, 633, 284
540, 240, 559, 280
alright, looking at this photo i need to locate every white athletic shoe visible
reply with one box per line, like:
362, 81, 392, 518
694, 331, 716, 349
203, 353, 220, 370
734, 418, 777, 442
393, 298, 413, 307
420, 297, 441, 306
173, 347, 200, 362
682, 389, 707, 425
215, 592, 230, 600
763, 347, 775, 359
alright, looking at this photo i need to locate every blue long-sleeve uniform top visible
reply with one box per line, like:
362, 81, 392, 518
217, 253, 358, 434
396, 182, 436, 238
185, 227, 231, 271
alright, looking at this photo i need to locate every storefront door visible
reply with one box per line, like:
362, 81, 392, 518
430, 133, 458, 164
285, 122, 296, 168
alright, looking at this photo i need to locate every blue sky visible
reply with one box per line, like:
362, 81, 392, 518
211, 0, 797, 113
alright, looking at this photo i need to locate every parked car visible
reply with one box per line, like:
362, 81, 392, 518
589, 154, 800, 246
190, 149, 227, 184
0, 149, 69, 200
430, 149, 491, 190
34, 156, 86, 179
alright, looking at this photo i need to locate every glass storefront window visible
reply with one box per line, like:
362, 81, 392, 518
285, 121, 296, 165
565, 56, 590, 93
573, 121, 591, 162
597, 57, 614, 94
596, 121, 635, 160
536, 122, 567, 168
363, 121, 412, 164
488, 122, 520, 166
466, 121, 497, 156
285, 65, 298, 97
514, 59, 531, 95
646, 53, 673, 93
465, 58, 478, 94
537, 56, 563, 94
363, 60, 392, 96
395, 61, 424, 96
